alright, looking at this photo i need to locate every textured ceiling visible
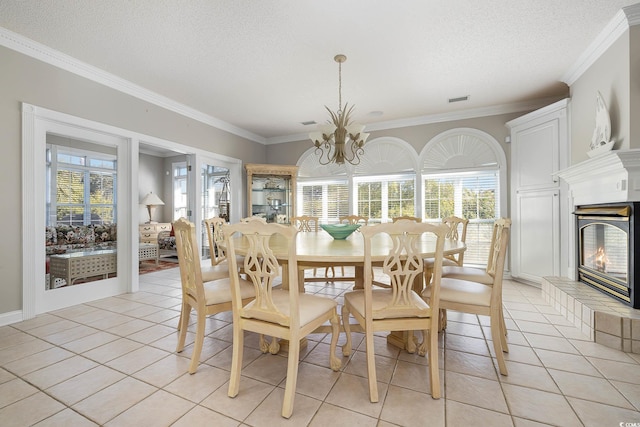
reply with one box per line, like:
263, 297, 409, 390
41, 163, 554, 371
1, 0, 638, 142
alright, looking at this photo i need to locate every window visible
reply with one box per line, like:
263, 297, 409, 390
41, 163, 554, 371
423, 171, 499, 264
297, 180, 348, 223
47, 145, 117, 226
173, 162, 188, 220
355, 174, 415, 223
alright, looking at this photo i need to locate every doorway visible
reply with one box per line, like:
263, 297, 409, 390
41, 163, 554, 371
23, 105, 133, 317
23, 103, 243, 320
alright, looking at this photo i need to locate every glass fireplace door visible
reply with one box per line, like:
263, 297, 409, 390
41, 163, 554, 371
580, 221, 628, 283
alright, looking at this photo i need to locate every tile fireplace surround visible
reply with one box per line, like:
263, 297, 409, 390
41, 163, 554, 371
542, 276, 640, 354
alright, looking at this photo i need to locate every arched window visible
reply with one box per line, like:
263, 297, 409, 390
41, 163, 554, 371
419, 128, 507, 264
297, 138, 418, 223
297, 129, 506, 266
296, 149, 350, 223
352, 138, 418, 223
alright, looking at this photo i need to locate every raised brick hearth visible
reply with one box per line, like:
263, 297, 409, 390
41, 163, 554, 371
542, 276, 640, 354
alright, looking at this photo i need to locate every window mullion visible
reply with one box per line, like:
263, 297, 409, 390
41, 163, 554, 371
381, 181, 389, 222
83, 170, 91, 225
49, 146, 58, 225
454, 177, 463, 218
322, 184, 329, 223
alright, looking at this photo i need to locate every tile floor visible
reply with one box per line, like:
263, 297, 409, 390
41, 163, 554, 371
1, 267, 640, 426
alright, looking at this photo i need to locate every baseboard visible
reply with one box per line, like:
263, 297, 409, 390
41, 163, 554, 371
0, 310, 23, 326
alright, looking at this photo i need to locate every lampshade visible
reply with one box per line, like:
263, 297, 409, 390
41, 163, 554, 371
141, 192, 165, 224
140, 192, 165, 206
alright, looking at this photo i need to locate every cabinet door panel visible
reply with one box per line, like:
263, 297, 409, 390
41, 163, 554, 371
514, 190, 559, 282
513, 119, 559, 190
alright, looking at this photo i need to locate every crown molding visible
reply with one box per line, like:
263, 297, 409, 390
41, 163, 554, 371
266, 96, 563, 145
0, 27, 266, 144
506, 98, 570, 129
562, 4, 640, 86
0, 24, 579, 148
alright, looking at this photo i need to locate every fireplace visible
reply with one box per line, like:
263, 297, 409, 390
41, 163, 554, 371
575, 202, 639, 308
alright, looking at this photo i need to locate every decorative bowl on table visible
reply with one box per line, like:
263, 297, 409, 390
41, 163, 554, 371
320, 223, 360, 240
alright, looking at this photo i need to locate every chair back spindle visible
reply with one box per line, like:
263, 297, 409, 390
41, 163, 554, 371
204, 217, 227, 266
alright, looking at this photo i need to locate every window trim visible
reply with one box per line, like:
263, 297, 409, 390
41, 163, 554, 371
173, 161, 189, 221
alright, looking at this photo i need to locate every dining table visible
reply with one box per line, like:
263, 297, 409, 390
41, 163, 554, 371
224, 227, 466, 349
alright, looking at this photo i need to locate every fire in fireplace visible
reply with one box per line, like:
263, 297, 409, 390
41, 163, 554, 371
575, 203, 639, 308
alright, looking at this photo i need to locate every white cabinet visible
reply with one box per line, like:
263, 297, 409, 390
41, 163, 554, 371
139, 223, 172, 243
507, 99, 569, 283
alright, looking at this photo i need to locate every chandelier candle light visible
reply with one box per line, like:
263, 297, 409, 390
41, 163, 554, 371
309, 54, 369, 165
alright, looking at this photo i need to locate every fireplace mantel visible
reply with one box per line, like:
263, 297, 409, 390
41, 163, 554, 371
556, 149, 640, 205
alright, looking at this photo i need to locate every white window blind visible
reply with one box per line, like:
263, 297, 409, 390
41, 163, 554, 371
297, 180, 348, 223
173, 163, 188, 220
354, 174, 415, 223
50, 147, 117, 226
423, 170, 499, 265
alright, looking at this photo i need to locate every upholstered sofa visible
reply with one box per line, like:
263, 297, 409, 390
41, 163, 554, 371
157, 230, 177, 257
46, 223, 117, 255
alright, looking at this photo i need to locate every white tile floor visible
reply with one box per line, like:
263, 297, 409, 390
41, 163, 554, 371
2, 267, 640, 426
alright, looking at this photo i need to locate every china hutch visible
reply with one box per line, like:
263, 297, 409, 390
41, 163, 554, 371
245, 163, 298, 224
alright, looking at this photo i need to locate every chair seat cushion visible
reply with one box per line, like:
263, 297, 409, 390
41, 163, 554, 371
424, 257, 459, 267
243, 290, 337, 327
441, 266, 493, 285
201, 263, 230, 282
425, 278, 491, 307
203, 277, 254, 305
344, 289, 431, 319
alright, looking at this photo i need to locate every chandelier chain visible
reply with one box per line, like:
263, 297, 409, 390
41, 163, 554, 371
338, 60, 342, 114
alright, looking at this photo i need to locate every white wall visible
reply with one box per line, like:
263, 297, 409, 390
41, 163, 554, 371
138, 153, 166, 223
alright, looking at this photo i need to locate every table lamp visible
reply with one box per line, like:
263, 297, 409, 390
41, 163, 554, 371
141, 192, 165, 224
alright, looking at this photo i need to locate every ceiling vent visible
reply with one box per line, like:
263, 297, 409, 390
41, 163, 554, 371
301, 120, 317, 126
448, 95, 469, 103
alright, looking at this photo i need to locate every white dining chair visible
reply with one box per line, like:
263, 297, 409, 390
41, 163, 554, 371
424, 215, 469, 284
341, 219, 448, 402
424, 218, 511, 376
202, 217, 231, 282
173, 218, 255, 374
223, 220, 342, 418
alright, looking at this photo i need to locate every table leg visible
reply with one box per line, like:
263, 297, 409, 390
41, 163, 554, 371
354, 265, 364, 289
387, 331, 409, 349
275, 337, 308, 353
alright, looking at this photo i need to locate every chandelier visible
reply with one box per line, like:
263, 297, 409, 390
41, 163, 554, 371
309, 54, 369, 165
